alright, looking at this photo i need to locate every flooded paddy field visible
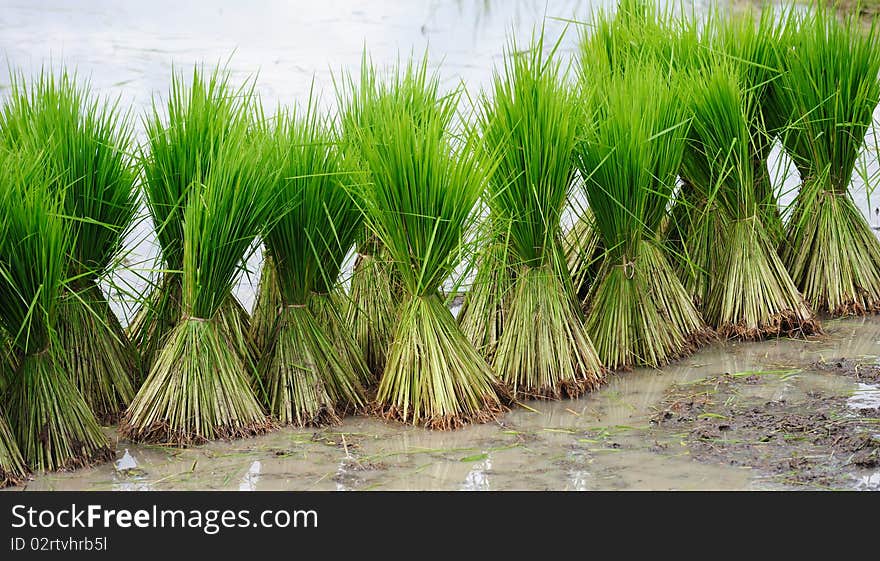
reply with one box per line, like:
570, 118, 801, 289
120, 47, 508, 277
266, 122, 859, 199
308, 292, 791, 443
2, 0, 880, 491
2, 317, 877, 491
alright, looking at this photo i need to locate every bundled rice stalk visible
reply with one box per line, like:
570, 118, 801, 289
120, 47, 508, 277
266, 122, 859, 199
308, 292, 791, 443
775, 8, 880, 316
249, 252, 281, 356
561, 205, 602, 301
121, 127, 275, 445
682, 61, 818, 339
576, 62, 712, 370
0, 410, 26, 487
711, 9, 789, 240
337, 54, 446, 376
0, 150, 112, 471
0, 70, 138, 422
572, 0, 700, 291
308, 290, 372, 389
258, 99, 368, 426
350, 57, 505, 429
129, 66, 257, 373
474, 33, 603, 399
0, 194, 27, 487
670, 9, 790, 295
345, 235, 397, 375
458, 223, 515, 359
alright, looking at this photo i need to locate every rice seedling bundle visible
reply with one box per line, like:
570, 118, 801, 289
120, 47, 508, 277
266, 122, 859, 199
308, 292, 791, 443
775, 8, 880, 316
349, 57, 505, 429
129, 66, 257, 372
671, 9, 791, 305
711, 9, 789, 237
0, 70, 138, 422
0, 189, 27, 487
121, 126, 276, 445
0, 149, 112, 471
0, 409, 26, 487
471, 33, 603, 399
258, 99, 367, 426
571, 0, 700, 295
576, 62, 711, 370
457, 224, 514, 359
336, 54, 449, 376
681, 61, 818, 339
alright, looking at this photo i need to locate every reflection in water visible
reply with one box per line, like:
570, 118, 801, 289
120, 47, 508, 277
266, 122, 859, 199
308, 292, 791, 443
239, 460, 262, 491
855, 472, 880, 491
847, 384, 880, 410
112, 449, 152, 491
461, 456, 492, 491
569, 470, 591, 491
115, 449, 138, 471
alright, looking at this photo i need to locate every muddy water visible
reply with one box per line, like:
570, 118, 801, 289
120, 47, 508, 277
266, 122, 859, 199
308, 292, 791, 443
0, 317, 874, 491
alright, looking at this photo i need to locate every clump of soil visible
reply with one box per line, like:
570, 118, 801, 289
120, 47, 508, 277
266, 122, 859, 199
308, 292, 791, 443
651, 370, 880, 489
811, 357, 880, 383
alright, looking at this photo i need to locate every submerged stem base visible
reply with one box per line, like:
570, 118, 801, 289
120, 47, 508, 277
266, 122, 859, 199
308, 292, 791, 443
377, 294, 506, 430
261, 305, 366, 427
7, 350, 113, 472
494, 265, 603, 399
783, 186, 880, 316
587, 241, 713, 370
122, 318, 271, 446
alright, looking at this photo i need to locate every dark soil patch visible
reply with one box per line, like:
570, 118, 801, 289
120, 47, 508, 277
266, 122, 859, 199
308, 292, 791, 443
811, 357, 880, 383
650, 371, 880, 489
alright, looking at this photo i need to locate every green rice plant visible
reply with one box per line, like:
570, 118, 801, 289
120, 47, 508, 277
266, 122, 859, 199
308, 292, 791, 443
576, 62, 712, 370
336, 53, 445, 376
0, 69, 138, 422
574, 0, 701, 291
346, 235, 398, 375
121, 126, 276, 445
774, 7, 880, 315
709, 8, 790, 239
458, 223, 515, 359
249, 252, 281, 356
0, 411, 27, 487
258, 99, 368, 426
579, 0, 701, 80
681, 61, 818, 339
670, 8, 791, 273
0, 149, 112, 471
474, 32, 603, 398
130, 65, 257, 373
349, 56, 505, 429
